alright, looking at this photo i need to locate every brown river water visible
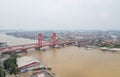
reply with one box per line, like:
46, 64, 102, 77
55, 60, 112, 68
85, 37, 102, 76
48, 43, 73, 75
0, 33, 120, 77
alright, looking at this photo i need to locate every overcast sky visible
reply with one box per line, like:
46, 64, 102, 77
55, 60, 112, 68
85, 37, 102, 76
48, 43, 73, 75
0, 0, 120, 30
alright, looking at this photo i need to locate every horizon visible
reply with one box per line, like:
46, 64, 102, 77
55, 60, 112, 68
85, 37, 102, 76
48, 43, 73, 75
0, 29, 120, 32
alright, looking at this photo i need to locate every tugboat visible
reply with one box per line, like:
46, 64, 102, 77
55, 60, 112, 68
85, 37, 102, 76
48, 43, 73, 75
30, 70, 56, 77
30, 65, 56, 77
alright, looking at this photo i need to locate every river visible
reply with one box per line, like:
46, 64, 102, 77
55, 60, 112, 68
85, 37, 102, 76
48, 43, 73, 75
0, 33, 120, 77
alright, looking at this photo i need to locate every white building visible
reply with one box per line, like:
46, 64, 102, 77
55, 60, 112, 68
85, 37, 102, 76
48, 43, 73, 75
17, 56, 40, 72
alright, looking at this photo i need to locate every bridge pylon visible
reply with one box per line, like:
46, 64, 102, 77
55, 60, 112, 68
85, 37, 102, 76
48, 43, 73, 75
38, 33, 42, 48
52, 33, 56, 47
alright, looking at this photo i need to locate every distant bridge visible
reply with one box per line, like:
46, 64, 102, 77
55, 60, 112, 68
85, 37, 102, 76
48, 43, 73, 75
0, 33, 89, 54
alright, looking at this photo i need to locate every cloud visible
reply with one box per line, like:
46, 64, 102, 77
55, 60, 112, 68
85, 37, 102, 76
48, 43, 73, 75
100, 12, 110, 18
83, 0, 113, 7
0, 0, 119, 30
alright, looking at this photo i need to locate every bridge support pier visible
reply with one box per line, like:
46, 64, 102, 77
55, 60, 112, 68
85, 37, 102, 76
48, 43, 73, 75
51, 45, 56, 48
49, 45, 56, 48
21, 50, 27, 53
78, 42, 81, 47
35, 47, 41, 50
61, 44, 64, 47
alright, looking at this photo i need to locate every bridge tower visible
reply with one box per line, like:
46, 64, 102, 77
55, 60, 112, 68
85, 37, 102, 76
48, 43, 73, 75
38, 33, 42, 47
52, 33, 56, 47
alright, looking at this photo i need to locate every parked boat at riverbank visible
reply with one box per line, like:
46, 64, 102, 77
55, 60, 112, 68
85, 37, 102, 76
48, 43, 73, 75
101, 47, 120, 52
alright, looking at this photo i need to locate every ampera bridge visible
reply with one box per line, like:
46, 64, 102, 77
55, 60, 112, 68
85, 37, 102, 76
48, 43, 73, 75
0, 33, 88, 54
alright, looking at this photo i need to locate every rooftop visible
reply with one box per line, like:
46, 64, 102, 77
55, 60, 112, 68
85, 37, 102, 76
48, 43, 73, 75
17, 56, 40, 68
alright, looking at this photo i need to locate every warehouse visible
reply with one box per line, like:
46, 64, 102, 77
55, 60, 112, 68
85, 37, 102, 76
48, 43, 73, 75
17, 56, 40, 72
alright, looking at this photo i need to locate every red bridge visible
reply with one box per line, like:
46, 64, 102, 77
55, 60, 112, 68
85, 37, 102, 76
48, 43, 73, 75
0, 33, 76, 54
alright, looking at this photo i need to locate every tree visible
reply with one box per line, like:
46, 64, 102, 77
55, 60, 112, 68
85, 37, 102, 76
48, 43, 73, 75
0, 68, 5, 77
113, 44, 120, 48
3, 54, 20, 75
9, 63, 16, 74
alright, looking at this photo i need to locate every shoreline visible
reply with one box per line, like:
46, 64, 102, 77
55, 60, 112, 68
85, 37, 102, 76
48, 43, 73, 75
0, 33, 37, 46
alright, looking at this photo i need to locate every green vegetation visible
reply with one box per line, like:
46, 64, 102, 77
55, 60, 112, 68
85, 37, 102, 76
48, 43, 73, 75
100, 43, 110, 48
100, 43, 120, 48
0, 68, 5, 77
3, 54, 20, 75
113, 44, 120, 48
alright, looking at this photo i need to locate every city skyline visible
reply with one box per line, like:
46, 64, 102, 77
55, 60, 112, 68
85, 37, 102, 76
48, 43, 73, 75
0, 0, 120, 30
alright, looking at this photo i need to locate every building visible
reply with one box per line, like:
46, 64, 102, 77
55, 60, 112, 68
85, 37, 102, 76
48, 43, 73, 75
17, 56, 40, 72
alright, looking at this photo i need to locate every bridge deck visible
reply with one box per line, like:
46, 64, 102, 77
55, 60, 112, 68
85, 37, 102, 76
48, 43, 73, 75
1, 41, 75, 54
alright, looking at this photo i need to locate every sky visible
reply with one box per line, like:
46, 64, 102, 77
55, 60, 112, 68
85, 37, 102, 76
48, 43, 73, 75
0, 0, 120, 30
